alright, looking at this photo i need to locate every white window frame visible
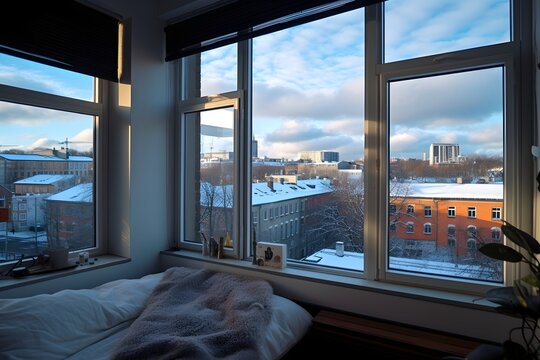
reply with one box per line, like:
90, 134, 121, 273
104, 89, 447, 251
371, 1, 530, 293
492, 207, 502, 220
406, 204, 414, 215
424, 206, 432, 218
178, 94, 243, 258
468, 207, 476, 219
406, 222, 414, 234
423, 223, 432, 235
0, 78, 105, 258
176, 1, 532, 295
447, 206, 456, 218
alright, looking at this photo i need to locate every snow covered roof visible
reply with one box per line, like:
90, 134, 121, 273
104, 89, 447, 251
252, 179, 333, 205
0, 154, 92, 162
14, 174, 75, 185
305, 248, 499, 281
303, 249, 364, 269
46, 183, 93, 203
390, 182, 503, 200
200, 179, 333, 208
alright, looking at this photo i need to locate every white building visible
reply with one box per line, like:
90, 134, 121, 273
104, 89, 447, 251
298, 150, 339, 163
429, 143, 460, 166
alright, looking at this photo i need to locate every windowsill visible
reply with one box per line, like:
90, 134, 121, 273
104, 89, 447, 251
160, 250, 497, 312
0, 255, 130, 291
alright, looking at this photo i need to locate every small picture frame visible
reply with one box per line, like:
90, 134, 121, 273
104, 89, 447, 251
256, 242, 286, 269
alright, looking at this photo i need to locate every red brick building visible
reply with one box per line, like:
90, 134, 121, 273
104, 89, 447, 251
389, 183, 503, 258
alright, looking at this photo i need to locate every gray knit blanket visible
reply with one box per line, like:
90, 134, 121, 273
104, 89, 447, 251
111, 267, 273, 360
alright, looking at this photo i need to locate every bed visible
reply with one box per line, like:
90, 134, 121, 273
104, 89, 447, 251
0, 267, 313, 359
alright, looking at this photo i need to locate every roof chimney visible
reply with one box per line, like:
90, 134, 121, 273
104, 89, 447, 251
267, 179, 274, 191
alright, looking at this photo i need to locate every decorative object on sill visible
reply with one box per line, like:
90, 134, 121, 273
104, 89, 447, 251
209, 237, 218, 258
225, 231, 232, 247
252, 228, 257, 265
217, 237, 224, 259
256, 242, 286, 268
201, 233, 209, 256
478, 221, 540, 359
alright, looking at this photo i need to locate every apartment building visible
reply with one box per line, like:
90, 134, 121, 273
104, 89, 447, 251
389, 183, 503, 258
0, 153, 93, 191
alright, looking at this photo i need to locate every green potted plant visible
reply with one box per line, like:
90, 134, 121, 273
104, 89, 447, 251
478, 220, 540, 359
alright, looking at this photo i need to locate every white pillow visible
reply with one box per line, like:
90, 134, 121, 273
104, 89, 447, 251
261, 295, 313, 360
0, 273, 163, 360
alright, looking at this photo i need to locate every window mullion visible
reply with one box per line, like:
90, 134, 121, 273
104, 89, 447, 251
364, 3, 383, 281
237, 39, 252, 260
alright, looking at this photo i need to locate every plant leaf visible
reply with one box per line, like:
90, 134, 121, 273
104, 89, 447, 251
520, 273, 540, 288
502, 221, 540, 255
513, 282, 529, 308
479, 243, 522, 262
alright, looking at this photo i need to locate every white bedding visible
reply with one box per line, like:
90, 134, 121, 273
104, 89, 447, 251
0, 271, 312, 360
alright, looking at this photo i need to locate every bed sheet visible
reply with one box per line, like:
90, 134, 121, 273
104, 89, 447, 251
67, 294, 312, 360
0, 270, 312, 360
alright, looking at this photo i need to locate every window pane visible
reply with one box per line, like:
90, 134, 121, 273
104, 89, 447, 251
252, 9, 364, 271
388, 67, 504, 283
184, 107, 235, 247
0, 102, 94, 262
184, 44, 238, 99
384, 0, 510, 63
0, 53, 94, 101
201, 44, 237, 96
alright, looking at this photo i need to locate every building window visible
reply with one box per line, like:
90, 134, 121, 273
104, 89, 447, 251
423, 223, 432, 234
178, 0, 526, 292
270, 208, 274, 220
389, 222, 396, 232
406, 222, 414, 233
448, 238, 456, 248
467, 225, 477, 239
263, 210, 267, 221
492, 207, 502, 220
468, 207, 476, 218
448, 225, 456, 239
491, 227, 502, 241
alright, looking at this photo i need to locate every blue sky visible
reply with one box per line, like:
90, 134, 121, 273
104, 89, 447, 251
0, 53, 94, 152
201, 0, 509, 162
0, 0, 509, 160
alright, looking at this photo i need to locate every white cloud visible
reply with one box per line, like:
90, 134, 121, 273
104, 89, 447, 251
384, 0, 509, 62
0, 60, 92, 100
